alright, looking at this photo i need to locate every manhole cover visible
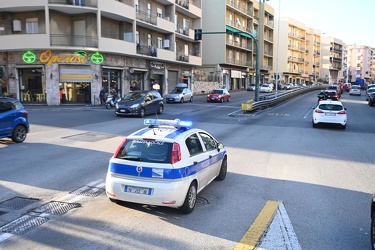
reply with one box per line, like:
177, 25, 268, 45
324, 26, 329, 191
0, 197, 39, 210
32, 201, 81, 215
62, 132, 113, 142
70, 186, 105, 197
0, 214, 49, 235
195, 196, 209, 207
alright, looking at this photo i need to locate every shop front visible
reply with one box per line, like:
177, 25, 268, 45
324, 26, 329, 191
59, 65, 93, 104
17, 67, 46, 103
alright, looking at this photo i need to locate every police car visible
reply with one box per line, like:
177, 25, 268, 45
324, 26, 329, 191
105, 119, 227, 214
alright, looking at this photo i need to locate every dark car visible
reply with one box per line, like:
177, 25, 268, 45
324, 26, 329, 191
368, 93, 375, 106
0, 97, 29, 143
115, 90, 164, 117
207, 88, 230, 103
327, 85, 341, 98
319, 90, 339, 101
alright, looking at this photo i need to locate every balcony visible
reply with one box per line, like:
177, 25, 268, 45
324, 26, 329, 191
99, 0, 134, 21
136, 10, 157, 26
0, 34, 49, 50
136, 44, 157, 57
50, 34, 98, 48
99, 37, 135, 55
175, 0, 201, 19
49, 0, 98, 8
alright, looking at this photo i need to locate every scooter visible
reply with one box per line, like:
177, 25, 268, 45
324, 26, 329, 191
317, 92, 327, 101
105, 94, 119, 109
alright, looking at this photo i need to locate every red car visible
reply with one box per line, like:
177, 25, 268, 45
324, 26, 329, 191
207, 88, 231, 103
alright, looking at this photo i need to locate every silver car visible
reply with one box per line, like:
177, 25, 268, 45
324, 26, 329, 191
166, 83, 193, 103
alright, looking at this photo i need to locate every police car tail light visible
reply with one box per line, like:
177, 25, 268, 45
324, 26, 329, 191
337, 110, 346, 115
171, 142, 181, 164
114, 138, 127, 158
315, 109, 324, 114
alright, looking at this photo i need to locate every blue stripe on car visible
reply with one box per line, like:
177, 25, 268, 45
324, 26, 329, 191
109, 151, 226, 179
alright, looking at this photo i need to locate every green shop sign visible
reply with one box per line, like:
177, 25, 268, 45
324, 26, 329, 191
22, 50, 104, 65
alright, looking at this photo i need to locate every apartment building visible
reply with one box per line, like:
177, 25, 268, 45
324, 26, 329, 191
0, 0, 202, 105
199, 0, 274, 91
343, 44, 372, 84
321, 37, 344, 84
272, 17, 321, 86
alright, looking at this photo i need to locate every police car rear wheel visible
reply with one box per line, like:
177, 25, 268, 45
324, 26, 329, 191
180, 182, 197, 214
216, 156, 227, 181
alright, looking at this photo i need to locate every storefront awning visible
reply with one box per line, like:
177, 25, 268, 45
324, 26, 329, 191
226, 25, 255, 40
60, 66, 93, 82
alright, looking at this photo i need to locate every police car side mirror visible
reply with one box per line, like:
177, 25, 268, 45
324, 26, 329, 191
217, 143, 224, 151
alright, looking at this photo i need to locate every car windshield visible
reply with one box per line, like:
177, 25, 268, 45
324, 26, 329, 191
352, 86, 359, 89
116, 139, 172, 163
318, 104, 343, 111
171, 88, 183, 94
122, 92, 146, 101
213, 89, 223, 94
262, 84, 269, 87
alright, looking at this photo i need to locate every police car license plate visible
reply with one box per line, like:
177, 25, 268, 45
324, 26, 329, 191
125, 185, 150, 195
325, 113, 336, 116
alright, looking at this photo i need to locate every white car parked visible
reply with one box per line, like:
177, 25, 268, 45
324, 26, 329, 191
312, 100, 347, 129
259, 84, 272, 93
106, 119, 228, 214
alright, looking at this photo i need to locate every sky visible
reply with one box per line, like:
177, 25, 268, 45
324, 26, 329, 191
267, 0, 375, 47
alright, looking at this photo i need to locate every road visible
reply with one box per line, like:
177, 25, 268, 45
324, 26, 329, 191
0, 89, 374, 250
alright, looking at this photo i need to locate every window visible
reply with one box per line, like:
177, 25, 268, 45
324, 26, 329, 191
199, 132, 217, 151
136, 31, 140, 44
135, 0, 139, 13
26, 18, 38, 34
147, 3, 151, 19
185, 134, 203, 156
157, 7, 163, 18
148, 34, 152, 47
184, 44, 188, 56
157, 37, 163, 49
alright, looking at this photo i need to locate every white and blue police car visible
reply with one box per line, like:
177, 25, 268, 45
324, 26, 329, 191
105, 119, 227, 214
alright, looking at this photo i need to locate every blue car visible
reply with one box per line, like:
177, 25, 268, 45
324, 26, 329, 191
0, 97, 29, 143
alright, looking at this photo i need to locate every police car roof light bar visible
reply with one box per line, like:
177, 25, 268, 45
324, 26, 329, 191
144, 119, 193, 130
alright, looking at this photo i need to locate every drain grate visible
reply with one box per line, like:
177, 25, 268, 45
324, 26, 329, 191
0, 214, 49, 235
32, 201, 81, 215
69, 185, 105, 197
0, 197, 39, 210
0, 211, 7, 216
62, 132, 113, 142
195, 196, 209, 207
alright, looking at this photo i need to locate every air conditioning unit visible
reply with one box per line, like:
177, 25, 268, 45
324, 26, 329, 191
164, 39, 170, 48
13, 20, 21, 32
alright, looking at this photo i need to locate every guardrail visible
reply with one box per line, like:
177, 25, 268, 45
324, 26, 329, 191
242, 85, 326, 112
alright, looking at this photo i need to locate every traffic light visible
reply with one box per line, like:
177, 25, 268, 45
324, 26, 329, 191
0, 66, 3, 78
194, 29, 202, 41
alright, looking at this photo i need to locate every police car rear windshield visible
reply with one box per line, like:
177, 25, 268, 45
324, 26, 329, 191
116, 139, 172, 163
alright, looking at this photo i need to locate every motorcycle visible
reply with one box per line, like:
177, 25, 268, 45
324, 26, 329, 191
105, 94, 119, 109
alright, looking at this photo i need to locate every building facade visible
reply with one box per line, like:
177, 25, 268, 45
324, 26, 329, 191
321, 37, 344, 84
0, 0, 202, 105
199, 0, 274, 91
343, 44, 373, 84
272, 17, 321, 86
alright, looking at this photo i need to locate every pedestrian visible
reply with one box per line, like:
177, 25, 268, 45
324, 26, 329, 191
84, 84, 91, 106
99, 87, 106, 105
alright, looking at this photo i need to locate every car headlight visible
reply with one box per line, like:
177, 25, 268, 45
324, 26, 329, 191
130, 103, 140, 108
